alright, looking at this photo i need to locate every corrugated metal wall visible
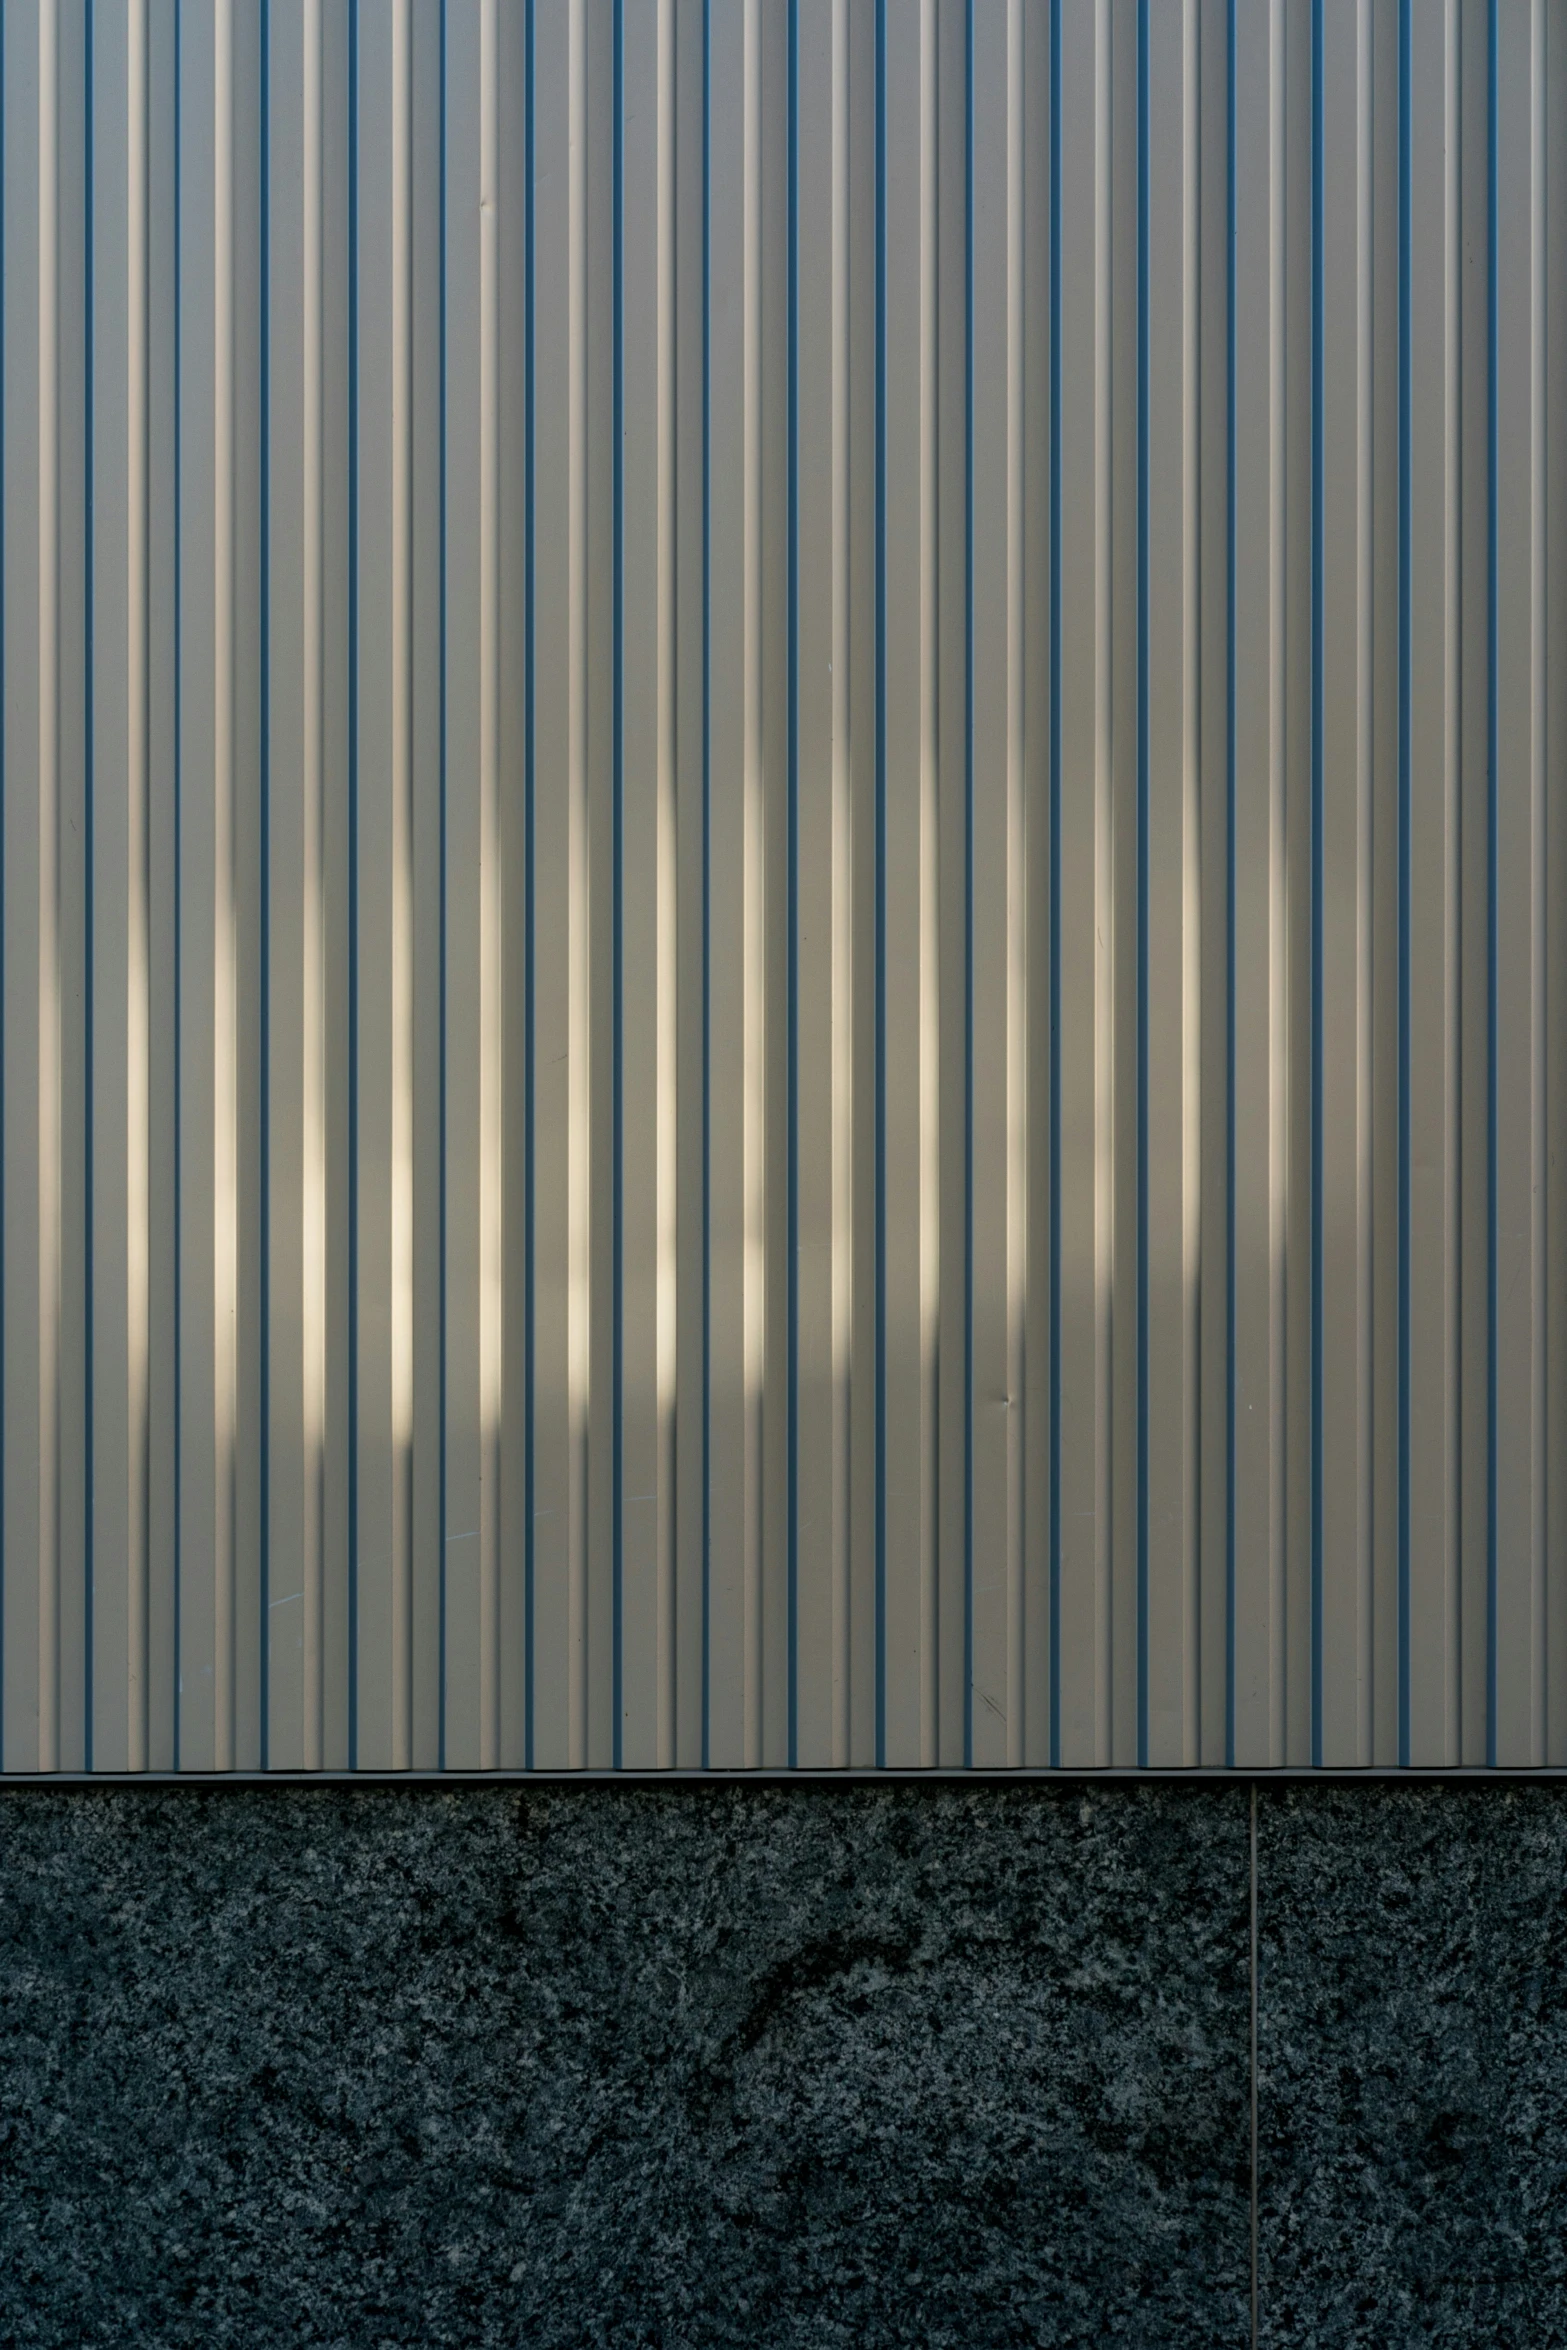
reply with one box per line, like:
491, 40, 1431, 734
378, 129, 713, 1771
0, 0, 1563, 1775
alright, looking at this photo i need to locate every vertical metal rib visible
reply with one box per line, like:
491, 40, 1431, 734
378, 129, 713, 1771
388, 0, 413, 1769
1314, 0, 1372, 1767
300, 0, 324, 1772
477, 0, 502, 1768
791, 0, 851, 1769
39, 0, 62, 1773
77, 0, 152, 1772
527, 0, 581, 1770
1140, 0, 1199, 1768
346, 0, 413, 1770
1403, 0, 1458, 1766
671, 0, 707, 1769
615, 0, 676, 1768
259, 0, 327, 1773
1546, 0, 1567, 1764
210, 0, 236, 1771
966, 0, 1024, 1768
703, 0, 765, 1769
1489, 0, 1545, 1764
878, 0, 937, 1768
1053, 0, 1112, 1769
124, 0, 150, 1774
1228, 0, 1286, 1769
566, 0, 590, 1768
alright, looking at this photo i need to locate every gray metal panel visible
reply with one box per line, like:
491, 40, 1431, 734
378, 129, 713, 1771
1, 0, 1563, 1773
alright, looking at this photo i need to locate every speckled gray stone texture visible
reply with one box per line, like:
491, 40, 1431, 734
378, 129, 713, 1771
0, 1782, 1249, 2349
1257, 1782, 1567, 2347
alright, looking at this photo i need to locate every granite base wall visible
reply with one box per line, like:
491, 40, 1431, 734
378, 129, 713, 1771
1257, 1784, 1567, 2346
1, 1780, 1563, 2347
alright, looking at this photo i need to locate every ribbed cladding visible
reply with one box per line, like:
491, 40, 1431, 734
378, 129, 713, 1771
0, 0, 1563, 1775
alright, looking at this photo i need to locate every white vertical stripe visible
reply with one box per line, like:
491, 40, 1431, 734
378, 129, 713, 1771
477, 0, 502, 1769
300, 0, 325, 1771
36, 0, 61, 1773
566, 0, 590, 1767
655, 0, 678, 1767
740, 0, 764, 1764
211, 0, 236, 1772
388, 0, 413, 1767
126, 0, 151, 1771
829, 0, 852, 1768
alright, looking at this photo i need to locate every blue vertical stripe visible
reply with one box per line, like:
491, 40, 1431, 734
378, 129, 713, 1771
961, 0, 974, 1770
1485, 0, 1499, 1768
523, 0, 537, 1767
1224, 0, 1238, 1767
172, 0, 184, 1772
1047, 0, 1062, 1768
0, 4, 7, 1756
1396, 0, 1412, 1764
1135, 0, 1149, 1769
785, 0, 799, 1770
346, 0, 360, 1769
1310, 0, 1325, 1769
259, 0, 273, 1768
611, 0, 624, 1767
872, 0, 887, 1770
437, 0, 449, 1769
83, 0, 96, 1768
699, 0, 712, 1770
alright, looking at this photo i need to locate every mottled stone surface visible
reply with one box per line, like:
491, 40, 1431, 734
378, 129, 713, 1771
1257, 1782, 1567, 2347
0, 1782, 1249, 2348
